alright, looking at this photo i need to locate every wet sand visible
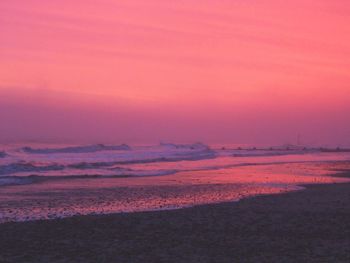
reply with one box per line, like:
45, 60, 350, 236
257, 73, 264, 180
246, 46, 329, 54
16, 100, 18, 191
2, 161, 349, 223
0, 171, 349, 262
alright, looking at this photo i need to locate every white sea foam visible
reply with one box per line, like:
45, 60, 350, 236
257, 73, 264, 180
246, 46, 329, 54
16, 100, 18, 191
1, 143, 350, 186
160, 142, 210, 151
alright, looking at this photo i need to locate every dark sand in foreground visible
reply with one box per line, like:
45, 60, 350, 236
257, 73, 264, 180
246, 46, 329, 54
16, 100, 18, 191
0, 173, 349, 263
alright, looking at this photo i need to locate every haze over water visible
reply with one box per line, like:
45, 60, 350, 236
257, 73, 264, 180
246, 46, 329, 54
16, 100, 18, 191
1, 0, 350, 146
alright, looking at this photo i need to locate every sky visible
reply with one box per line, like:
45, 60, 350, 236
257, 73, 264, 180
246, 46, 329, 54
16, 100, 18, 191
1, 0, 350, 146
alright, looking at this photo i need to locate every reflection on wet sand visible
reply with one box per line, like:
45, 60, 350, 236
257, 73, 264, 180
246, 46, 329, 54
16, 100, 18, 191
1, 161, 349, 223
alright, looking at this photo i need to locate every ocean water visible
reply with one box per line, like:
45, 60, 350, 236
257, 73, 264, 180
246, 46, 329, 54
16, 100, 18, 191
0, 143, 350, 223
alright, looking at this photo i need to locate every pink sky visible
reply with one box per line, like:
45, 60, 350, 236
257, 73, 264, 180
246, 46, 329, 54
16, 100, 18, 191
1, 0, 350, 146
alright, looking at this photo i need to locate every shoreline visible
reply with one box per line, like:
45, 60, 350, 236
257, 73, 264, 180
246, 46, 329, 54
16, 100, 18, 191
1, 171, 349, 262
1, 160, 349, 223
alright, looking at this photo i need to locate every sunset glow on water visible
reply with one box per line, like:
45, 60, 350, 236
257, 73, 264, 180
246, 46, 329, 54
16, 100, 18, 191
1, 143, 349, 223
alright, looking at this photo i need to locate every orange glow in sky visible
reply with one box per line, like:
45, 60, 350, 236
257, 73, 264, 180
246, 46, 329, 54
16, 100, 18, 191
1, 0, 350, 145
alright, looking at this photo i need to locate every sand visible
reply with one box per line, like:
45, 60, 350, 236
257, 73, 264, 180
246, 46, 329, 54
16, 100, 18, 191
0, 170, 349, 262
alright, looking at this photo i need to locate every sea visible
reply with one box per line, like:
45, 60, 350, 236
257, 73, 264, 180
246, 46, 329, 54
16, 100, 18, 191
1, 142, 350, 223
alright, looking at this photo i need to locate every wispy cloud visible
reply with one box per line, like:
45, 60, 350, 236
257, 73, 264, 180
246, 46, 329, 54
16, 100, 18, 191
1, 0, 350, 144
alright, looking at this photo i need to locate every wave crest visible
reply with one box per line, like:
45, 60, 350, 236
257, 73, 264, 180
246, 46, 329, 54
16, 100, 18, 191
0, 162, 65, 175
160, 142, 210, 151
21, 144, 131, 154
0, 177, 34, 186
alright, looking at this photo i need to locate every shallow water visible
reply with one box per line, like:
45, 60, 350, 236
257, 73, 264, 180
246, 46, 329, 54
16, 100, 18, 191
0, 143, 349, 223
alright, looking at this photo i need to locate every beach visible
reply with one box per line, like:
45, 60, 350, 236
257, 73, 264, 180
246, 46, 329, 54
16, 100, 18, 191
1, 145, 350, 262
1, 169, 349, 262
3, 0, 350, 261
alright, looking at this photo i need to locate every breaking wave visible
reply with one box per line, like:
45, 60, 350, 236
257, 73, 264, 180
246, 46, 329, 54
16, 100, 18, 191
0, 177, 34, 186
160, 142, 210, 151
20, 144, 131, 154
111, 153, 216, 165
67, 162, 120, 169
0, 162, 65, 176
0, 168, 178, 186
3, 142, 342, 188
0, 142, 215, 177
